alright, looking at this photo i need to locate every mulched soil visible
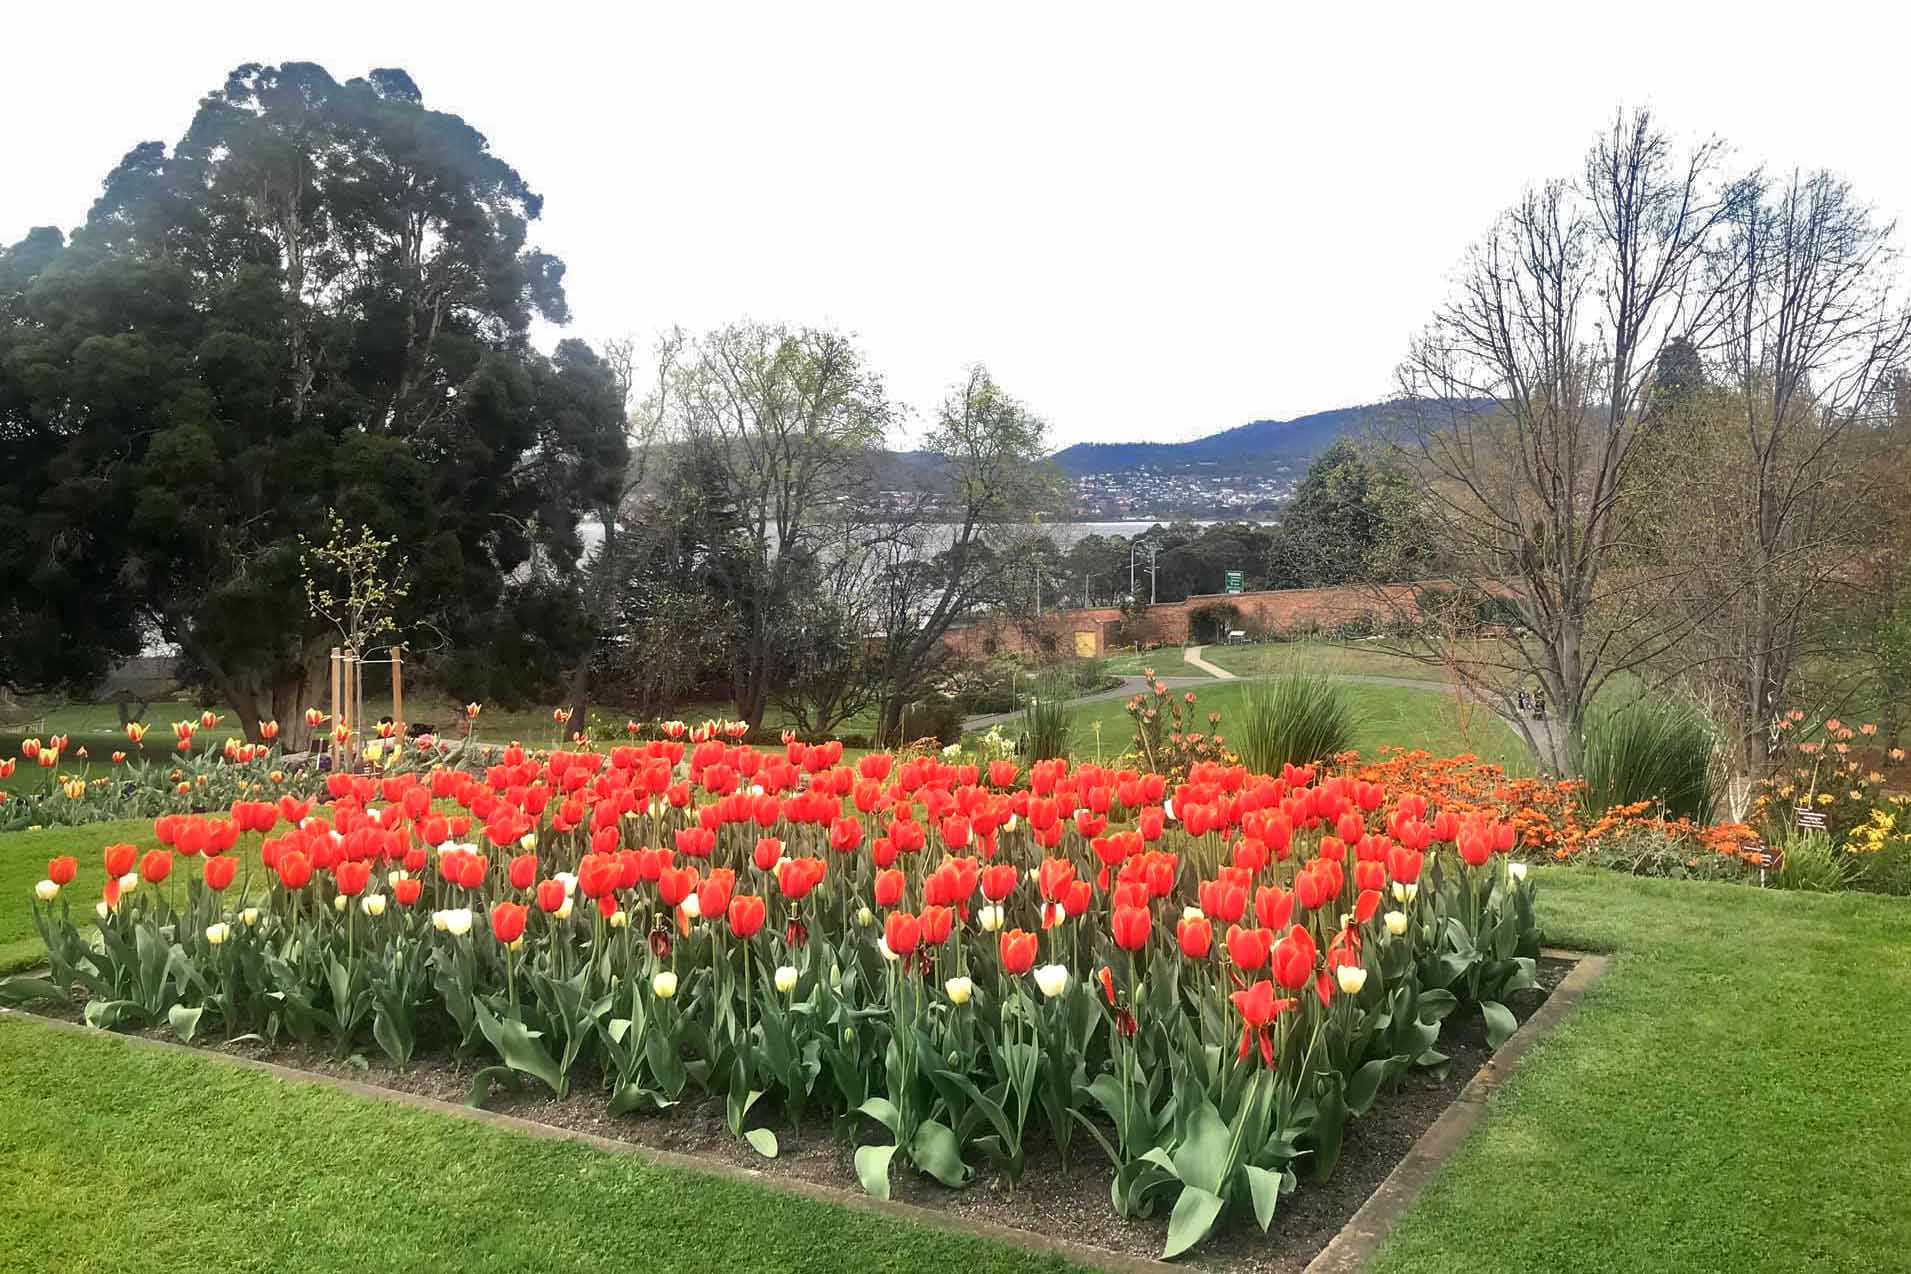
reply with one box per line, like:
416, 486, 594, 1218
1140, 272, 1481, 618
23, 956, 1575, 1272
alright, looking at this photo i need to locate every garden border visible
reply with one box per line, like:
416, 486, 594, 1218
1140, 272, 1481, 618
0, 948, 1608, 1274
1303, 949, 1610, 1273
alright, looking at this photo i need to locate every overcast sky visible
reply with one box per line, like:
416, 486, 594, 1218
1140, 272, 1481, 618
6, 2, 1909, 448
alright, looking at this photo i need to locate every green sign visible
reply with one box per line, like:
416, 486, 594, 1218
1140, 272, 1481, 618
1225, 571, 1244, 594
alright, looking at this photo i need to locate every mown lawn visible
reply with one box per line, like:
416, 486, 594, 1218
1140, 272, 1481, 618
1049, 680, 1534, 773
0, 817, 161, 973
1376, 871, 1911, 1273
0, 869, 1903, 1272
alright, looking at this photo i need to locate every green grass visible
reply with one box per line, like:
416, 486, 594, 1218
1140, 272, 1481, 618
0, 817, 162, 972
1373, 870, 1911, 1273
1042, 681, 1534, 772
1200, 638, 1503, 683
1099, 647, 1219, 678
0, 1018, 1083, 1274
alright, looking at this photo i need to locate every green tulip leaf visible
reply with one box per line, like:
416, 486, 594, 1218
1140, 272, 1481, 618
166, 1003, 204, 1043
854, 1142, 897, 1199
744, 1127, 779, 1159
1162, 1184, 1225, 1259
1482, 1000, 1518, 1050
910, 1119, 972, 1187
1245, 1164, 1283, 1233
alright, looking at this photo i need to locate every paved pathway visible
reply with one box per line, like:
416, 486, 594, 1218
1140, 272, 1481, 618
961, 652, 1570, 767
1182, 644, 1237, 679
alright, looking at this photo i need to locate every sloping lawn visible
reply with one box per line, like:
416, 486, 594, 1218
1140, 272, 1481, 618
4, 869, 1902, 1271
1054, 681, 1534, 773
1376, 871, 1911, 1274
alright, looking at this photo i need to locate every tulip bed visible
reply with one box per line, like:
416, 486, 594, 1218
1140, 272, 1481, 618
13, 731, 1541, 1259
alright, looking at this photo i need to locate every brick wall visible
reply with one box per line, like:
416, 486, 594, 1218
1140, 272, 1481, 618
942, 583, 1431, 659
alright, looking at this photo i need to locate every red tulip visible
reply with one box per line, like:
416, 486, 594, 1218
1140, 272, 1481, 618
334, 860, 370, 897
698, 868, 736, 918
47, 856, 78, 886
277, 850, 313, 890
920, 904, 955, 946
203, 856, 237, 891
508, 853, 538, 891
393, 878, 423, 907
104, 843, 137, 878
1225, 923, 1273, 971
1199, 877, 1248, 925
1111, 904, 1152, 951
1177, 914, 1212, 958
884, 909, 921, 956
728, 894, 766, 939
1273, 925, 1317, 991
139, 850, 173, 885
1254, 885, 1294, 931
998, 927, 1037, 975
1230, 979, 1282, 1067
491, 901, 529, 944
981, 863, 1018, 901
536, 879, 567, 913
874, 868, 905, 908
657, 865, 699, 908
1354, 889, 1382, 924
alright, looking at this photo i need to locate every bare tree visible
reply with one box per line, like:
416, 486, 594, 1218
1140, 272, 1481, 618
1668, 172, 1911, 765
664, 322, 894, 729
1391, 110, 1742, 770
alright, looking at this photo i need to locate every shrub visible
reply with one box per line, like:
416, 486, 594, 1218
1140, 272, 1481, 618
1233, 675, 1358, 774
1021, 692, 1073, 761
1579, 698, 1720, 823
1772, 829, 1859, 893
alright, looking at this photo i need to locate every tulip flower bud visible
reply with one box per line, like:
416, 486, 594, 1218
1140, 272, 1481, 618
1384, 910, 1408, 937
556, 897, 575, 921
241, 907, 260, 927
1034, 963, 1069, 999
652, 971, 678, 999
944, 976, 974, 1005
519, 833, 537, 851
205, 922, 231, 946
609, 909, 629, 928
1336, 965, 1369, 995
1182, 904, 1203, 921
774, 965, 798, 994
444, 907, 473, 937
977, 904, 1004, 932
432, 910, 449, 932
855, 905, 874, 927
1392, 881, 1417, 903
681, 894, 701, 920
119, 872, 139, 894
1509, 861, 1528, 882
361, 894, 387, 917
388, 870, 407, 889
334, 894, 349, 912
96, 900, 111, 920
34, 880, 59, 902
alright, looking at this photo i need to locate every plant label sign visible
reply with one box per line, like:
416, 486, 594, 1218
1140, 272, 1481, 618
1224, 571, 1244, 595
1794, 806, 1828, 832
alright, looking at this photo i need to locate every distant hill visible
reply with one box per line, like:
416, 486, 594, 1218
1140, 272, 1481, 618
1049, 402, 1402, 475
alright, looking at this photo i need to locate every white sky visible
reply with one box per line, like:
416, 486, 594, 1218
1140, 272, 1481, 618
5, 1, 1910, 448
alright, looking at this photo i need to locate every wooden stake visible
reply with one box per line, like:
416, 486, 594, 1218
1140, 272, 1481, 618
342, 647, 358, 771
391, 646, 405, 740
329, 647, 341, 763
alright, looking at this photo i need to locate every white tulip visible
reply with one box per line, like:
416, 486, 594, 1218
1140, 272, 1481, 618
333, 894, 349, 912
855, 905, 874, 927
34, 879, 59, 902
1509, 861, 1528, 882
205, 922, 231, 946
1034, 964, 1070, 999
680, 893, 701, 920
1392, 881, 1418, 903
360, 893, 386, 917
1384, 910, 1409, 937
878, 937, 898, 961
519, 832, 538, 851
555, 897, 574, 921
944, 976, 974, 1005
387, 869, 408, 889
95, 900, 110, 920
1336, 965, 1369, 995
774, 965, 799, 994
652, 970, 679, 999
431, 909, 450, 932
240, 907, 261, 927
1164, 798, 1177, 822
977, 904, 1004, 932
118, 871, 139, 894
555, 871, 577, 897
1182, 904, 1204, 922
442, 907, 474, 937
609, 909, 629, 929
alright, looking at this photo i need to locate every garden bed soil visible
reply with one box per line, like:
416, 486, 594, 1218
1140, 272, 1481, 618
23, 957, 1575, 1273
